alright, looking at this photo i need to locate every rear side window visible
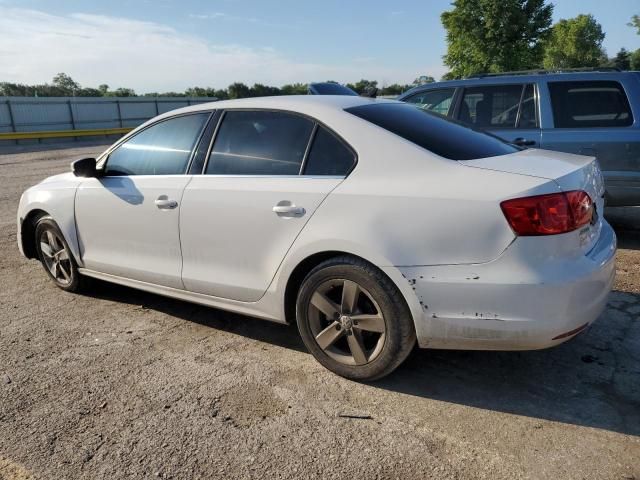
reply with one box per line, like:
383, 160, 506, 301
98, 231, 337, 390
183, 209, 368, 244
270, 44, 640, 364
206, 110, 314, 175
303, 127, 355, 176
105, 113, 209, 176
458, 84, 535, 128
404, 88, 456, 116
549, 81, 633, 128
345, 103, 519, 160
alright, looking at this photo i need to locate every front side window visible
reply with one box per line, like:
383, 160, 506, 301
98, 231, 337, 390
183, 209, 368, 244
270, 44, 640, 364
346, 103, 519, 161
104, 113, 209, 176
206, 110, 314, 175
404, 88, 455, 116
549, 81, 633, 128
458, 84, 530, 128
303, 127, 355, 176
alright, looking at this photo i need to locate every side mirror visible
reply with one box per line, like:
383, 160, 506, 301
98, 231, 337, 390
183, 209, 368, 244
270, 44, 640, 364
71, 157, 97, 177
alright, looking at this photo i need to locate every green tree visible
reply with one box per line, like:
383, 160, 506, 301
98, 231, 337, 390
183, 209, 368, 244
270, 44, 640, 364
543, 14, 605, 69
629, 14, 640, 34
380, 83, 412, 95
98, 84, 109, 95
413, 76, 435, 85
346, 79, 378, 94
280, 83, 308, 95
249, 83, 281, 97
612, 48, 631, 70
227, 82, 251, 99
631, 49, 640, 70
441, 0, 553, 78
52, 73, 80, 95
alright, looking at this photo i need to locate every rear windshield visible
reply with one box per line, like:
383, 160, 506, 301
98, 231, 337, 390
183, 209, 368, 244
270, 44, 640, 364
345, 103, 519, 160
311, 83, 358, 96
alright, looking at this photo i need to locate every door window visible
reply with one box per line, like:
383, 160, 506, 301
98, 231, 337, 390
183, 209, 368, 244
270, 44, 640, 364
104, 113, 209, 176
303, 127, 356, 176
518, 84, 537, 129
548, 81, 633, 128
404, 89, 456, 116
458, 84, 533, 128
206, 110, 314, 175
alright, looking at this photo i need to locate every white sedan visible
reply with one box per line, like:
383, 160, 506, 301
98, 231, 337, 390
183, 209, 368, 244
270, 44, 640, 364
17, 96, 616, 380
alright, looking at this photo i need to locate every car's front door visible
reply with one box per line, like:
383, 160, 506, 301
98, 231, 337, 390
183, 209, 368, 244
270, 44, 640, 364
75, 112, 210, 288
179, 110, 356, 302
454, 83, 541, 148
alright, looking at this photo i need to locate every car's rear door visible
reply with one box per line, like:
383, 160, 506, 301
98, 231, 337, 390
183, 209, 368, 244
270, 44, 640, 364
75, 112, 211, 288
179, 110, 356, 302
539, 78, 639, 206
453, 83, 542, 147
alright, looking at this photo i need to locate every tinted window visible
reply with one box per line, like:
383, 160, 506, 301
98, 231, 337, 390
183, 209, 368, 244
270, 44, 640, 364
206, 111, 314, 175
304, 127, 355, 176
310, 83, 358, 96
345, 103, 519, 160
518, 84, 537, 129
459, 84, 525, 128
404, 88, 455, 116
549, 81, 633, 128
105, 113, 209, 176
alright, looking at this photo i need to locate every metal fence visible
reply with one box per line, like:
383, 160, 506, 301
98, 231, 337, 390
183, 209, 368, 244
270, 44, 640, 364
0, 96, 216, 145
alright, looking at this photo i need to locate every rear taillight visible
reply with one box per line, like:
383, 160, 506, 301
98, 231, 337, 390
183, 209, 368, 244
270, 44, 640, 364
500, 190, 593, 236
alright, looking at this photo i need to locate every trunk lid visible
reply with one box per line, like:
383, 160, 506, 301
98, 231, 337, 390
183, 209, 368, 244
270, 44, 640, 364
460, 148, 606, 254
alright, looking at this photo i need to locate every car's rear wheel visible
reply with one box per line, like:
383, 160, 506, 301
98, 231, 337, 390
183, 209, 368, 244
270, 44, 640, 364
296, 256, 416, 381
35, 217, 84, 292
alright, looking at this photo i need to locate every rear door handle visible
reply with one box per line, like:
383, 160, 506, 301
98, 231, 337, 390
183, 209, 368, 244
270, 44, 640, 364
513, 137, 536, 147
273, 203, 305, 217
155, 196, 178, 209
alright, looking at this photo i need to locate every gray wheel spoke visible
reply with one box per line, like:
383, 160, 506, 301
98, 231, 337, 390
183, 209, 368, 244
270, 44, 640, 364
352, 313, 385, 333
341, 280, 359, 314
59, 263, 71, 281
52, 262, 59, 279
315, 321, 344, 350
40, 242, 53, 258
46, 231, 58, 251
57, 250, 69, 261
347, 331, 367, 365
311, 292, 340, 319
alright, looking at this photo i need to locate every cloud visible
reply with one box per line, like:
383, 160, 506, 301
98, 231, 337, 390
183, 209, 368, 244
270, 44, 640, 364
188, 11, 299, 29
0, 7, 445, 92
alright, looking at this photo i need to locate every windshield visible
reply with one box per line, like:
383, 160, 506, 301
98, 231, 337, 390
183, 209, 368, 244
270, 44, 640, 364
310, 83, 358, 96
345, 103, 520, 160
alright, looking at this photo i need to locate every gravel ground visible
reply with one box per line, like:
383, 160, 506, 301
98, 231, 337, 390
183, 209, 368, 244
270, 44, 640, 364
1, 143, 639, 480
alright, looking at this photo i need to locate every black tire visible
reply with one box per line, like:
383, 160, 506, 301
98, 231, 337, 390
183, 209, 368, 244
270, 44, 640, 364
296, 255, 416, 381
34, 216, 85, 292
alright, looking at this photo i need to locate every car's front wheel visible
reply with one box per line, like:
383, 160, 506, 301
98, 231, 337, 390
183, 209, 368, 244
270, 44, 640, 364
296, 256, 416, 381
35, 217, 84, 292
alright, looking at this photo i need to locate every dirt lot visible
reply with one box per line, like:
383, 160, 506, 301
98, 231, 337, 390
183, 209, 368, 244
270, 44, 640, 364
1, 144, 639, 480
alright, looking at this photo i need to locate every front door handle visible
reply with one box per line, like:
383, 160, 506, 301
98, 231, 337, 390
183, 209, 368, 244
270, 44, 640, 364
273, 202, 305, 217
155, 196, 178, 210
513, 137, 536, 147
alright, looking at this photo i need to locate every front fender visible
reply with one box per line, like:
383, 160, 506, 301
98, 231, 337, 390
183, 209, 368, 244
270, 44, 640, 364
17, 174, 83, 265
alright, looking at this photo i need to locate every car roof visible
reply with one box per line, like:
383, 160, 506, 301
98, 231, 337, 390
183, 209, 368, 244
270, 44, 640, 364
156, 95, 397, 120
399, 71, 640, 98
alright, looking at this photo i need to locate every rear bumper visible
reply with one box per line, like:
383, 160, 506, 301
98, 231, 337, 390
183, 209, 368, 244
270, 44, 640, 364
394, 221, 617, 350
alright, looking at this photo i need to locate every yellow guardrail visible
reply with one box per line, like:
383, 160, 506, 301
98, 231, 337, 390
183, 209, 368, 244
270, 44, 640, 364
0, 127, 133, 141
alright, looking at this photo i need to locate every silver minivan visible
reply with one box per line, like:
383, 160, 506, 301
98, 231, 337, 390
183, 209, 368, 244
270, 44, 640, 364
397, 70, 640, 206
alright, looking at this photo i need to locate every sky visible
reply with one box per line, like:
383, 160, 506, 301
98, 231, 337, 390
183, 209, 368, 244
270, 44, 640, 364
0, 0, 638, 93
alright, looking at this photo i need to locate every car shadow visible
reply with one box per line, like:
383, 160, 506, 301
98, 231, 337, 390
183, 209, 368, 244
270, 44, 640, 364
80, 280, 640, 437
606, 207, 640, 250
78, 279, 306, 353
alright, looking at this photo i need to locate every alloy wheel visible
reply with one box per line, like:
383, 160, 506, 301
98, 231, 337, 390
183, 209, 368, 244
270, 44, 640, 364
307, 279, 386, 366
39, 230, 73, 286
